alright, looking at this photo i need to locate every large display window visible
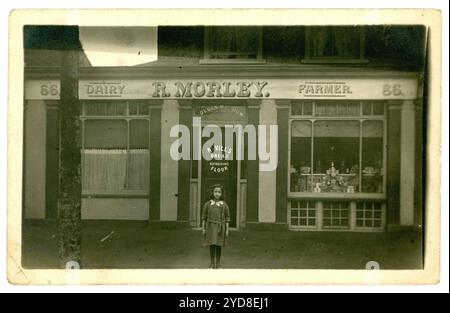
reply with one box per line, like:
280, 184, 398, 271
289, 101, 386, 197
81, 101, 150, 194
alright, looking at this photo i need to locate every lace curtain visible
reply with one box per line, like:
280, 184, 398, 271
211, 27, 258, 58
311, 27, 359, 58
82, 149, 149, 191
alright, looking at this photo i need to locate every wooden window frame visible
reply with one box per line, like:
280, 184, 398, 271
288, 101, 387, 200
80, 101, 150, 197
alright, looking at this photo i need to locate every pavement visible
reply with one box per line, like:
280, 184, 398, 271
22, 222, 423, 269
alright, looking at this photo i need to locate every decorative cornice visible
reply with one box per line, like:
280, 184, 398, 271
178, 99, 193, 109
246, 100, 261, 108
25, 65, 421, 80
388, 100, 403, 110
147, 99, 164, 107
275, 99, 291, 109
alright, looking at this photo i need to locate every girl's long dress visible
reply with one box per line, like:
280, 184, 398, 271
202, 200, 230, 247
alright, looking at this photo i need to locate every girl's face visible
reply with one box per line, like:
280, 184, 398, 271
213, 188, 222, 200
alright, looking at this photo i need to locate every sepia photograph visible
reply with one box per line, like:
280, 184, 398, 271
7, 9, 443, 285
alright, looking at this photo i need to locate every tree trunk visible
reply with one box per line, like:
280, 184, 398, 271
58, 41, 82, 268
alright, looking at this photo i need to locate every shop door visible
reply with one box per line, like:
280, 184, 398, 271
201, 129, 238, 228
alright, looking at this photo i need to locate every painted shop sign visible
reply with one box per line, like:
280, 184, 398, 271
207, 145, 233, 174
25, 78, 418, 100
25, 80, 60, 100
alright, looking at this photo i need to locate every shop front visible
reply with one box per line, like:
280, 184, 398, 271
288, 100, 387, 231
23, 70, 422, 232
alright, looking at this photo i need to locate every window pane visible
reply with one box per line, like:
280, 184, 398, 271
82, 149, 127, 191
333, 27, 360, 58
85, 102, 107, 116
84, 120, 127, 149
116, 102, 127, 115
362, 102, 372, 115
128, 150, 149, 190
106, 102, 116, 115
337, 103, 347, 116
362, 121, 384, 193
310, 26, 360, 59
314, 102, 359, 116
210, 27, 259, 59
129, 120, 150, 190
130, 120, 149, 149
290, 121, 312, 192
347, 102, 360, 116
313, 121, 360, 193
291, 102, 303, 115
373, 102, 385, 115
139, 103, 149, 115
303, 102, 313, 115
326, 103, 337, 116
292, 102, 313, 115
129, 102, 138, 115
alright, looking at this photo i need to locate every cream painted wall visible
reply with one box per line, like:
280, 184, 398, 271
159, 100, 180, 221
24, 100, 47, 219
400, 100, 416, 225
258, 100, 277, 223
81, 198, 149, 220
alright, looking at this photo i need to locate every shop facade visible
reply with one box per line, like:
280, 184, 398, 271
23, 26, 425, 232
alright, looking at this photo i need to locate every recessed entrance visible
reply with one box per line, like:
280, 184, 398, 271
200, 128, 238, 228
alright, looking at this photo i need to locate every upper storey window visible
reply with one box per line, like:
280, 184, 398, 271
304, 26, 367, 63
202, 26, 264, 64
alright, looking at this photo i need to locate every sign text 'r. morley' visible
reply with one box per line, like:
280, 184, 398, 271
153, 81, 269, 98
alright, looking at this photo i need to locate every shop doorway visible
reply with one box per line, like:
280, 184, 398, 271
200, 129, 238, 229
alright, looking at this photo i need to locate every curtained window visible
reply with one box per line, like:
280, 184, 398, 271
81, 102, 149, 194
304, 26, 365, 62
204, 26, 263, 60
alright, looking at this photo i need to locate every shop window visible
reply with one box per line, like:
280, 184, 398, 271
362, 121, 384, 193
291, 101, 313, 116
356, 201, 383, 228
129, 102, 150, 116
314, 101, 360, 116
84, 120, 127, 149
290, 121, 312, 192
81, 102, 149, 194
304, 26, 366, 63
362, 101, 385, 116
202, 26, 263, 63
323, 201, 350, 228
290, 201, 316, 227
289, 101, 385, 195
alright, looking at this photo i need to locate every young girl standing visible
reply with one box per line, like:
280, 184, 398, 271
202, 184, 230, 269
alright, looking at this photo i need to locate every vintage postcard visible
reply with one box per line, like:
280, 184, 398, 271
7, 9, 442, 285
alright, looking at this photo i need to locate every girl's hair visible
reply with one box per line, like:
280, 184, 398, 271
209, 184, 225, 200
